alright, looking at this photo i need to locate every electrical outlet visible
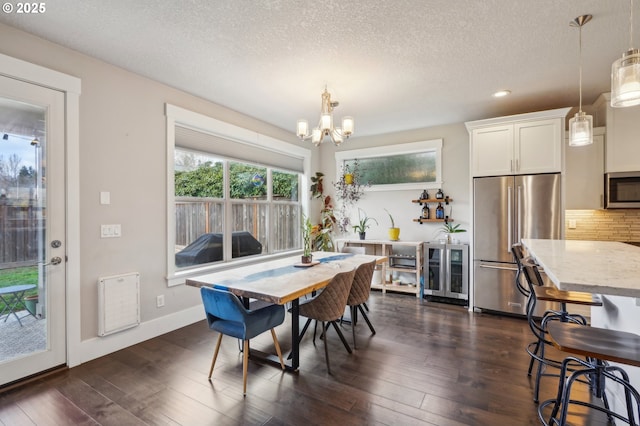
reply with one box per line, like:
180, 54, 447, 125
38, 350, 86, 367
156, 294, 165, 308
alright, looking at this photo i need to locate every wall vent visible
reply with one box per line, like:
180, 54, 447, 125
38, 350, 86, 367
98, 272, 140, 336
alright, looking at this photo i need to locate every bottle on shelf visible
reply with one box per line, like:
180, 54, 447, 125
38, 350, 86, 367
422, 204, 430, 219
436, 202, 445, 219
435, 189, 444, 199
420, 189, 428, 200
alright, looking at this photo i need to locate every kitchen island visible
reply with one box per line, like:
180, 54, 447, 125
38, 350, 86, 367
521, 238, 640, 419
521, 238, 640, 298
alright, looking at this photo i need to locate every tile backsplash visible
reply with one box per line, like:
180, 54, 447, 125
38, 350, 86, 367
565, 210, 640, 242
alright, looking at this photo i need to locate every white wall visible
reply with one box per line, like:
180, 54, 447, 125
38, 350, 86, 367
0, 22, 470, 363
0, 23, 308, 353
315, 124, 471, 245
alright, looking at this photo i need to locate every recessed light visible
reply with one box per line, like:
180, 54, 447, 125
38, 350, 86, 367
493, 90, 511, 98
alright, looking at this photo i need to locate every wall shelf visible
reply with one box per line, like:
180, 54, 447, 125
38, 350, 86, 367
413, 218, 453, 224
412, 196, 453, 223
411, 197, 452, 205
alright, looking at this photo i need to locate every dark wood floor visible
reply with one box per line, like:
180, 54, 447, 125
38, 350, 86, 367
0, 291, 614, 425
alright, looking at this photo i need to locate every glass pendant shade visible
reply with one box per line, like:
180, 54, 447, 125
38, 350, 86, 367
296, 119, 309, 138
311, 128, 322, 146
320, 113, 332, 131
611, 49, 640, 107
342, 116, 354, 136
568, 111, 593, 146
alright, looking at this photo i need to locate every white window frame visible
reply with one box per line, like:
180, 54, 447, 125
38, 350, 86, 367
166, 104, 311, 286
335, 139, 443, 192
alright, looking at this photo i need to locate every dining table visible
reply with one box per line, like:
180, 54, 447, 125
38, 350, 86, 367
186, 251, 387, 371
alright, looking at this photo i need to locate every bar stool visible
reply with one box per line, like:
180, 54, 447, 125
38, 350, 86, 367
539, 321, 640, 425
517, 253, 601, 403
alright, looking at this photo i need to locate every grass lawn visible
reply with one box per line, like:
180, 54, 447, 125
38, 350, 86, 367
0, 266, 39, 313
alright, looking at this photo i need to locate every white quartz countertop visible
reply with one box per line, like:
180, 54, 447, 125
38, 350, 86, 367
521, 239, 640, 298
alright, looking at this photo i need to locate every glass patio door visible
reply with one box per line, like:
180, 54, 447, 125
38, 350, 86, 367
0, 75, 66, 386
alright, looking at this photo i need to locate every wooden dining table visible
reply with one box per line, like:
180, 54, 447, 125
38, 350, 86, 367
186, 251, 387, 371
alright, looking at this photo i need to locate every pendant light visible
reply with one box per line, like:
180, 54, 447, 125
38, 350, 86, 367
569, 14, 593, 147
611, 0, 640, 107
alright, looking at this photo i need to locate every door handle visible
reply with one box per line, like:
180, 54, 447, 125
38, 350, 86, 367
507, 186, 512, 253
44, 256, 63, 266
517, 185, 522, 243
478, 264, 518, 272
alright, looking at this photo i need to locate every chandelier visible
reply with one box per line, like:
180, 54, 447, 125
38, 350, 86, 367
296, 87, 354, 146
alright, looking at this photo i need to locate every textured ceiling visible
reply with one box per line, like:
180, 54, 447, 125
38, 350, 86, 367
0, 0, 633, 137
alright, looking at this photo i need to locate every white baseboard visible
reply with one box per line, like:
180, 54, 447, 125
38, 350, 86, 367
70, 305, 205, 366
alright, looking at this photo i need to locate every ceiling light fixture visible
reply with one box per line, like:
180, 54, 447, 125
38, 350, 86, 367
569, 14, 593, 147
612, 0, 640, 107
492, 90, 511, 98
296, 87, 354, 146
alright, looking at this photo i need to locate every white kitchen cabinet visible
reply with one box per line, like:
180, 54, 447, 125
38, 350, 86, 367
466, 108, 570, 177
602, 96, 640, 173
564, 127, 605, 209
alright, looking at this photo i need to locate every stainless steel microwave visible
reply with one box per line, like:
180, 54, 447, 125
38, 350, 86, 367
605, 172, 640, 208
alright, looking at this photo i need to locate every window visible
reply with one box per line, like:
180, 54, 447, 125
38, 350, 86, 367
335, 139, 442, 192
166, 104, 310, 286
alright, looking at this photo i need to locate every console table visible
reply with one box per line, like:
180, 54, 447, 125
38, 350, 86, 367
335, 239, 423, 298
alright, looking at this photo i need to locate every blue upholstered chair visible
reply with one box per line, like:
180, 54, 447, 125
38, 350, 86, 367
200, 286, 285, 395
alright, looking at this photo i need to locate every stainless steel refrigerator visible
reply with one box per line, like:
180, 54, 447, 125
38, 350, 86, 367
473, 174, 562, 316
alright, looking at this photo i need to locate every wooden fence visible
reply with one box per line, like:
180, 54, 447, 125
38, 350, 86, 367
175, 199, 300, 253
0, 199, 41, 267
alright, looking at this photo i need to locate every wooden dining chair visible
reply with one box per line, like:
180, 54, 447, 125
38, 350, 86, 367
297, 269, 356, 374
200, 286, 285, 396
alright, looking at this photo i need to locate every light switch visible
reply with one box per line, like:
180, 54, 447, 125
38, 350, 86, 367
568, 219, 577, 229
101, 224, 122, 238
100, 191, 111, 205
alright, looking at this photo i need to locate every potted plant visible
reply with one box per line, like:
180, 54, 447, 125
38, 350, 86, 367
352, 209, 378, 240
310, 172, 336, 251
301, 214, 314, 263
385, 208, 400, 241
334, 160, 371, 233
440, 222, 466, 244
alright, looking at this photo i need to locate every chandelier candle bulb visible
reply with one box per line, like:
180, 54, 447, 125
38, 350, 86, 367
297, 119, 309, 138
342, 116, 354, 135
321, 113, 332, 131
312, 128, 322, 145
